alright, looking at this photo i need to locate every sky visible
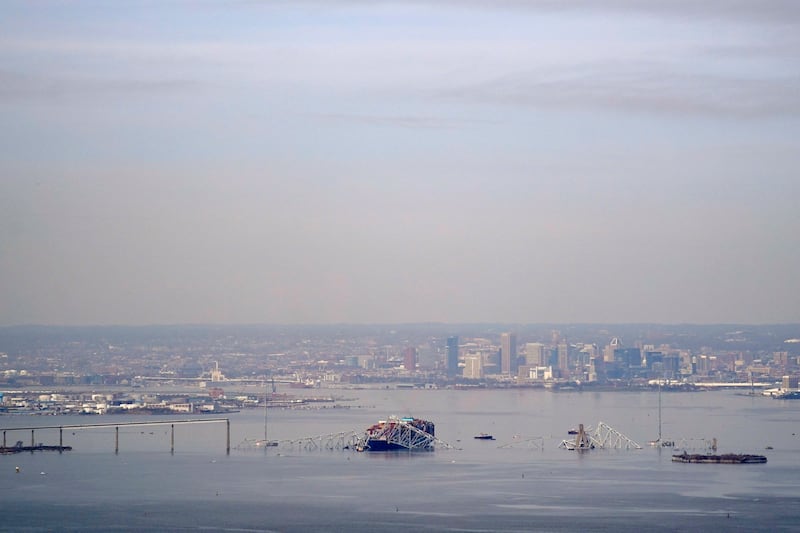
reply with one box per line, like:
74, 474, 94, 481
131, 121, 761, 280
1, 0, 799, 326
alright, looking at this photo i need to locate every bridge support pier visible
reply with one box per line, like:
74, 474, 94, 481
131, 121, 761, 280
1, 418, 231, 455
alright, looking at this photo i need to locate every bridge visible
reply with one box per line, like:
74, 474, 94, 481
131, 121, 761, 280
497, 436, 546, 450
237, 430, 362, 452
1, 418, 231, 455
237, 417, 455, 452
559, 421, 642, 450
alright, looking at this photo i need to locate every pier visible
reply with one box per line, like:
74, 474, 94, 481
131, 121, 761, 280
1, 418, 231, 455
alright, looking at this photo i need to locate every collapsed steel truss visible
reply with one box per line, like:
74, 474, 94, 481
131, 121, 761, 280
498, 436, 546, 450
355, 416, 453, 451
559, 421, 641, 450
236, 431, 361, 452
281, 431, 362, 451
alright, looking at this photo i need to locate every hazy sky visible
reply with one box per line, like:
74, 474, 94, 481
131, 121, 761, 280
1, 1, 799, 326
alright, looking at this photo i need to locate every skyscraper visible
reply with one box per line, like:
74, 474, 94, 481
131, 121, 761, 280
446, 336, 459, 377
604, 337, 621, 362
463, 353, 483, 379
525, 342, 545, 366
500, 332, 517, 375
558, 340, 569, 377
403, 346, 417, 372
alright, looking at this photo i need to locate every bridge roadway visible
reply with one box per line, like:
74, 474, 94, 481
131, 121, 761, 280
0, 418, 231, 454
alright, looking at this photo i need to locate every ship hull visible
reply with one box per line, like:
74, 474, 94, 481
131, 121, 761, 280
364, 439, 410, 451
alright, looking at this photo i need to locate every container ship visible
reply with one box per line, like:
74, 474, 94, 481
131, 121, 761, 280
357, 416, 436, 451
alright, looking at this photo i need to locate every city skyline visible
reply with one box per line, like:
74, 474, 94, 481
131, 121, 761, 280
1, 1, 799, 326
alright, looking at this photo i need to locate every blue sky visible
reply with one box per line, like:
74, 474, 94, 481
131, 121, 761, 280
1, 1, 799, 325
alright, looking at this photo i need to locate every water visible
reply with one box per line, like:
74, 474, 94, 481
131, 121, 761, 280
2, 388, 799, 532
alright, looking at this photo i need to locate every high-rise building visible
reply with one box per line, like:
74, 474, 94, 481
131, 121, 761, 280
558, 341, 569, 377
403, 346, 417, 372
604, 337, 622, 362
614, 347, 642, 368
463, 353, 483, 379
525, 342, 545, 366
501, 332, 517, 375
446, 336, 459, 377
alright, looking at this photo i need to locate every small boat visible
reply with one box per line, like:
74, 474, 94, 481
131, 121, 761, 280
474, 433, 495, 440
567, 428, 578, 435
648, 439, 675, 447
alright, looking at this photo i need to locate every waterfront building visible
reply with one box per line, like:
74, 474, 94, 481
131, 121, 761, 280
500, 332, 517, 375
463, 353, 483, 379
210, 362, 225, 382
446, 336, 459, 377
403, 347, 417, 372
614, 348, 642, 368
589, 356, 606, 382
525, 342, 546, 367
604, 337, 621, 363
524, 365, 552, 380
557, 341, 569, 377
662, 355, 680, 379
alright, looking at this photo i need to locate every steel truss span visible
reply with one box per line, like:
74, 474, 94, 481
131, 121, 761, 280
356, 416, 453, 451
283, 431, 362, 451
559, 421, 642, 450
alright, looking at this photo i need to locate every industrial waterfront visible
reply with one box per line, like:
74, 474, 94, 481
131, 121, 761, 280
2, 387, 799, 531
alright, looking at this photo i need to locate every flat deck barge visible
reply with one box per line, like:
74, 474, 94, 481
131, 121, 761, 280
672, 452, 766, 464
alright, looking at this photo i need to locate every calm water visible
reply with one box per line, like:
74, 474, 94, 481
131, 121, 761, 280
2, 388, 799, 532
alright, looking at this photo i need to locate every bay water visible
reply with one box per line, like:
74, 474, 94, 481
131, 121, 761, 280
2, 388, 799, 532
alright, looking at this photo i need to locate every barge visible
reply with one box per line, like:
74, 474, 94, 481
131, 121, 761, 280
672, 451, 767, 464
1, 441, 72, 455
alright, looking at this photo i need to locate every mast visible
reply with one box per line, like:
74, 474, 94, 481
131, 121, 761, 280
658, 378, 662, 444
264, 380, 269, 446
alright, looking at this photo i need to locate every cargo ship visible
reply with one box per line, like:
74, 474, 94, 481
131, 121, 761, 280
671, 452, 767, 464
357, 416, 436, 451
